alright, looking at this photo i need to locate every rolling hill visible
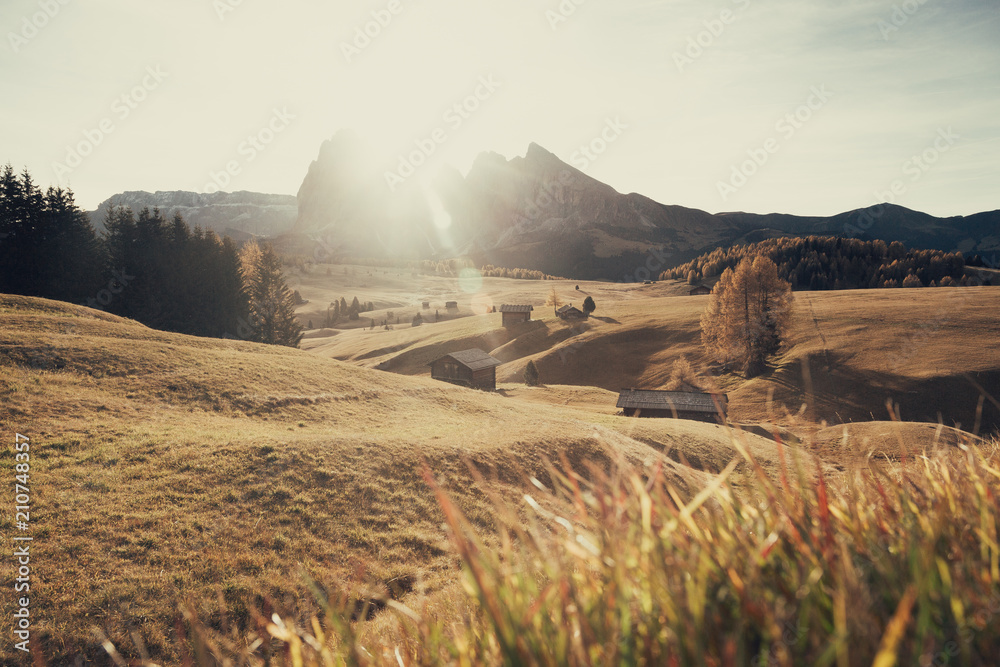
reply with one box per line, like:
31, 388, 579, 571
295, 268, 1000, 433
1, 293, 801, 664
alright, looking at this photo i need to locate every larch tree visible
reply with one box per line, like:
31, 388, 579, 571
546, 287, 562, 308
700, 255, 793, 377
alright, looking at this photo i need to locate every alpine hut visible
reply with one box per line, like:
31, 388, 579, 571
429, 349, 502, 391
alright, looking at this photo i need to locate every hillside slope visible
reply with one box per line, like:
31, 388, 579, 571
303, 282, 1000, 432
1, 294, 793, 664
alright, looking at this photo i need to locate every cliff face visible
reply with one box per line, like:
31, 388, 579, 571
290, 138, 738, 277
289, 134, 1000, 279
449, 143, 740, 278
89, 190, 298, 238
293, 130, 438, 258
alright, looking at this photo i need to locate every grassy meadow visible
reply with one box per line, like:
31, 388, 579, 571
1, 267, 999, 665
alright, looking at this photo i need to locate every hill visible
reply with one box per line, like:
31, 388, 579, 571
296, 269, 1000, 433
1, 293, 800, 664
660, 235, 971, 289
89, 190, 297, 238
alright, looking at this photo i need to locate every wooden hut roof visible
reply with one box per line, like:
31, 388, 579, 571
431, 349, 502, 371
499, 304, 534, 313
616, 389, 727, 414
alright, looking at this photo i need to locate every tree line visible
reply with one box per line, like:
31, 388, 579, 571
0, 166, 301, 346
662, 236, 969, 289
323, 296, 375, 327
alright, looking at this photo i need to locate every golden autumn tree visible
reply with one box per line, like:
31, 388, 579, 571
700, 255, 793, 377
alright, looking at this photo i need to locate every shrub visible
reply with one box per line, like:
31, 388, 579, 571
523, 360, 539, 386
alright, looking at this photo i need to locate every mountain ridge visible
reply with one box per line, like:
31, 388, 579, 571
88, 189, 298, 239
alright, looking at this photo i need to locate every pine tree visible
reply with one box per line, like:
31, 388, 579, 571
0, 168, 103, 302
582, 296, 596, 314
238, 239, 303, 347
524, 360, 540, 386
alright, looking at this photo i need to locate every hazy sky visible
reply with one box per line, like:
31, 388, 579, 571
2, 0, 998, 216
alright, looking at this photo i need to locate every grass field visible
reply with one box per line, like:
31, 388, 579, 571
2, 268, 998, 664
0, 293, 792, 664
296, 266, 1000, 433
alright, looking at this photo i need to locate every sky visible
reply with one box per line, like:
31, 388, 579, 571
1, 0, 998, 217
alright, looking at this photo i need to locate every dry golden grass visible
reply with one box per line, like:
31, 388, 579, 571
1, 293, 791, 664
3, 275, 997, 664
301, 275, 1000, 433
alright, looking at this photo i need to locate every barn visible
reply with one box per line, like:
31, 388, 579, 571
429, 349, 502, 391
690, 285, 712, 296
616, 389, 728, 422
499, 304, 533, 326
556, 304, 587, 320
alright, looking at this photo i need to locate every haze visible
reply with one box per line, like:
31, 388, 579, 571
2, 0, 998, 216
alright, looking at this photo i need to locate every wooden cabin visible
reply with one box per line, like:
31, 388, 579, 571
689, 285, 712, 296
499, 304, 533, 326
429, 349, 502, 391
616, 389, 728, 423
445, 301, 459, 310
422, 301, 430, 309
556, 304, 587, 320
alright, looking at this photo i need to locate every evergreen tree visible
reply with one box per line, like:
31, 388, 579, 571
238, 239, 303, 347
582, 296, 596, 314
524, 360, 540, 386
0, 166, 102, 302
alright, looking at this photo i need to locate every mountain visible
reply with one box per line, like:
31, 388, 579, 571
290, 130, 440, 258
288, 135, 1000, 280
89, 190, 298, 239
719, 207, 1000, 259
290, 138, 741, 278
